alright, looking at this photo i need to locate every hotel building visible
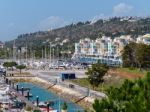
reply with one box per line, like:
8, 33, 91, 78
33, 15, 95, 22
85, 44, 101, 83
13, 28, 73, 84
137, 34, 150, 45
73, 35, 134, 66
0, 41, 4, 49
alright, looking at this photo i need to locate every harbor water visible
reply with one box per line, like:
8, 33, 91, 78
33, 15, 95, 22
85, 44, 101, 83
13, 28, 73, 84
17, 82, 84, 112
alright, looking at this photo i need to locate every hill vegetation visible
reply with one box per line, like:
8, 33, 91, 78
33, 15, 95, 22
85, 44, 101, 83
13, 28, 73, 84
122, 42, 150, 70
5, 17, 150, 49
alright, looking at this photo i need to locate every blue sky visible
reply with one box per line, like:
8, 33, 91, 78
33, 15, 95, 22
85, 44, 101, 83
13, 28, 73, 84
0, 0, 150, 42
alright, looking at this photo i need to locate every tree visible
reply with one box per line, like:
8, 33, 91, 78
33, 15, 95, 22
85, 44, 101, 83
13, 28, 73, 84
3, 62, 10, 69
10, 61, 17, 69
92, 98, 114, 112
0, 49, 6, 58
122, 43, 150, 69
92, 72, 150, 112
16, 65, 26, 74
3, 61, 17, 70
135, 43, 146, 69
122, 42, 137, 67
86, 63, 108, 90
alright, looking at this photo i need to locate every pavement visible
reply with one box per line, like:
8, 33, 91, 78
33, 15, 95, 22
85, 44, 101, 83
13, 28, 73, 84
29, 69, 87, 79
28, 69, 106, 100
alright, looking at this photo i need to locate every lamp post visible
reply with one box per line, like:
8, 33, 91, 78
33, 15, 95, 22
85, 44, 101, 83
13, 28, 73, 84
27, 91, 30, 100
16, 84, 19, 92
21, 87, 24, 96
36, 96, 39, 107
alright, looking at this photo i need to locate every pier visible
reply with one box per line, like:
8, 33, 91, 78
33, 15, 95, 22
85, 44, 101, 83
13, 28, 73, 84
10, 88, 39, 110
4, 77, 40, 111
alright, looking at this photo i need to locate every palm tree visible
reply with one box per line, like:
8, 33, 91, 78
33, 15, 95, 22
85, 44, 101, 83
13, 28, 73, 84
16, 65, 26, 74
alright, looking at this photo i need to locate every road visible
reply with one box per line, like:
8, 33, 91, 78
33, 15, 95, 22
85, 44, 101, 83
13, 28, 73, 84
29, 69, 87, 79
29, 69, 106, 99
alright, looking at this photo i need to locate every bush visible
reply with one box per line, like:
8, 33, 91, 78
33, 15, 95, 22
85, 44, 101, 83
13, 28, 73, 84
61, 102, 68, 110
129, 67, 135, 70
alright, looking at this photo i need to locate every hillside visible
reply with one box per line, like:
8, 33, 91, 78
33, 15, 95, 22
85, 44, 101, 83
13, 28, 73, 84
5, 17, 150, 49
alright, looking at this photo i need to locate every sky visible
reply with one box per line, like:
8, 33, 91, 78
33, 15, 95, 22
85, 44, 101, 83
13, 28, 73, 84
0, 0, 150, 42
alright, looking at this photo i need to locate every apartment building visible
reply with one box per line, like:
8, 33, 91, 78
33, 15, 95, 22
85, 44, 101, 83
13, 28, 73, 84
75, 38, 94, 55
0, 41, 4, 49
137, 34, 150, 45
74, 35, 134, 57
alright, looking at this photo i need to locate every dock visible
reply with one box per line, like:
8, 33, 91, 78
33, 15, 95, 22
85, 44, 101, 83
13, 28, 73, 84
17, 88, 31, 91
10, 88, 40, 110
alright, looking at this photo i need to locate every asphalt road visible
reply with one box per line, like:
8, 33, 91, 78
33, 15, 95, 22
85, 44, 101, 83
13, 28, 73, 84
29, 69, 106, 98
30, 69, 87, 79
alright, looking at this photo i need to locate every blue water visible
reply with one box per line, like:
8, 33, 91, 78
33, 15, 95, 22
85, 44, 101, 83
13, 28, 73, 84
17, 82, 84, 112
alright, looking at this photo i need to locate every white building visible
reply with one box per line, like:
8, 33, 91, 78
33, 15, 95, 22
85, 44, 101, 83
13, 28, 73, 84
73, 35, 135, 65
74, 36, 133, 57
0, 41, 4, 49
75, 38, 94, 55
137, 34, 150, 45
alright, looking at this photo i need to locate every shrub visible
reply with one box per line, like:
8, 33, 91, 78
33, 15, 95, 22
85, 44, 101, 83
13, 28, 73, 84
61, 102, 68, 110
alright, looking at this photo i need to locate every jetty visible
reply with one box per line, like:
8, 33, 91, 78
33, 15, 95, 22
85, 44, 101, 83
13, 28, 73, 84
4, 77, 40, 111
10, 88, 39, 110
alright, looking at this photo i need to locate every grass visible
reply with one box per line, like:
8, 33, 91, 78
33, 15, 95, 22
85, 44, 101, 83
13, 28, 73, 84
15, 72, 31, 75
118, 67, 149, 75
69, 76, 124, 93
7, 71, 32, 76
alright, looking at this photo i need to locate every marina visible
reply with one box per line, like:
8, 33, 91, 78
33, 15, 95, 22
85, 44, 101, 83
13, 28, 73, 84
17, 82, 84, 112
0, 75, 85, 111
